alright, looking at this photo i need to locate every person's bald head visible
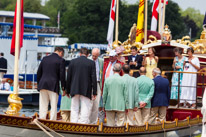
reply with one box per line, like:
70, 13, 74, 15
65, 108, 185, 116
92, 48, 100, 61
123, 64, 130, 74
113, 63, 122, 73
152, 68, 161, 78
139, 67, 147, 75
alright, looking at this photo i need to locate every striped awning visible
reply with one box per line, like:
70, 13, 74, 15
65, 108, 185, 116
69, 43, 107, 50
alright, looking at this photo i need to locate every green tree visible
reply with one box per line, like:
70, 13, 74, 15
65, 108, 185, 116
183, 15, 199, 40
24, 0, 42, 13
165, 0, 188, 39
62, 0, 111, 44
0, 0, 15, 11
180, 8, 204, 39
0, 0, 42, 13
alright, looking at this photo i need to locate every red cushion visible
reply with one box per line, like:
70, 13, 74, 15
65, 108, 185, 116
172, 111, 192, 120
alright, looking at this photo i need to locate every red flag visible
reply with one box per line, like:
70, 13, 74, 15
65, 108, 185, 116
10, 0, 24, 56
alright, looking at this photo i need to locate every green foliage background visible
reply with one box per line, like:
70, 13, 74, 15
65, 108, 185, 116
0, 0, 204, 44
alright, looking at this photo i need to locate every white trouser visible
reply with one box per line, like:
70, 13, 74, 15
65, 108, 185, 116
127, 109, 137, 125
0, 72, 5, 79
39, 89, 59, 120
106, 111, 125, 126
89, 83, 101, 124
70, 95, 92, 124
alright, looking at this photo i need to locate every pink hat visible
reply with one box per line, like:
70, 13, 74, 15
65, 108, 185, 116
115, 46, 125, 54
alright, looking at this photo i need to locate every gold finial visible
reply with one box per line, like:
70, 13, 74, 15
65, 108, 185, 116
6, 93, 23, 116
112, 40, 122, 49
190, 25, 206, 54
162, 24, 172, 44
200, 24, 206, 39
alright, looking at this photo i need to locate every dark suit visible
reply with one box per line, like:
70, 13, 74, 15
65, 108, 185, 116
150, 75, 170, 124
151, 75, 170, 107
127, 54, 143, 77
0, 57, 7, 73
37, 53, 66, 94
66, 56, 97, 99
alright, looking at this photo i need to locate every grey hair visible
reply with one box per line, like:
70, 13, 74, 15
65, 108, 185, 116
153, 68, 161, 75
92, 48, 100, 54
113, 63, 122, 72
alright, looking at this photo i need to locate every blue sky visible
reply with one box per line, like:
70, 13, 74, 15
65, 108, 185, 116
126, 0, 206, 14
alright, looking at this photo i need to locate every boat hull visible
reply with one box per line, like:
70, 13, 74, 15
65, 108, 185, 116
0, 124, 202, 137
0, 112, 202, 137
0, 90, 39, 106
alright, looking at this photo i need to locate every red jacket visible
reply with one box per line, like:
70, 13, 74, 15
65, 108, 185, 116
101, 60, 124, 91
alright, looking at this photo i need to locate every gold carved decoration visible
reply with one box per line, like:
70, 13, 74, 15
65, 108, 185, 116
177, 119, 189, 127
163, 121, 176, 129
176, 36, 191, 46
0, 115, 30, 127
6, 93, 23, 116
189, 117, 200, 125
175, 25, 206, 54
112, 40, 122, 49
103, 126, 125, 133
146, 35, 157, 44
41, 122, 98, 133
148, 124, 163, 131
162, 24, 172, 44
128, 125, 146, 132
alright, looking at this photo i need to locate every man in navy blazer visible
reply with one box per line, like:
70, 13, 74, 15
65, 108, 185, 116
0, 53, 7, 79
37, 47, 65, 120
66, 48, 97, 124
150, 68, 170, 124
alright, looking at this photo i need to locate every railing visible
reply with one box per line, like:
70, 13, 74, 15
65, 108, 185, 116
0, 68, 37, 90
163, 70, 206, 109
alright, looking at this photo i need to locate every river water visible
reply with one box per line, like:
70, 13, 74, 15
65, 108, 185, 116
0, 105, 39, 117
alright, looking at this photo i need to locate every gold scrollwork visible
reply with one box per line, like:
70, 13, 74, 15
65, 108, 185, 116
129, 126, 146, 132
103, 127, 125, 133
177, 120, 188, 127
0, 118, 6, 124
0, 117, 28, 126
164, 122, 176, 129
6, 93, 23, 116
146, 35, 157, 44
42, 123, 98, 133
189, 118, 199, 125
148, 124, 162, 131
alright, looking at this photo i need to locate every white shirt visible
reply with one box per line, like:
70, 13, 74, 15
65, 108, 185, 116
105, 61, 117, 78
132, 54, 137, 62
0, 82, 10, 91
94, 59, 100, 81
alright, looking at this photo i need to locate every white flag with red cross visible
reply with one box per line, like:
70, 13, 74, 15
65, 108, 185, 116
151, 0, 168, 31
107, 0, 116, 51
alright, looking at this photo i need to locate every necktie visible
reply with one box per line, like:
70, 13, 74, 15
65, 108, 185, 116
105, 63, 112, 79
2, 84, 5, 90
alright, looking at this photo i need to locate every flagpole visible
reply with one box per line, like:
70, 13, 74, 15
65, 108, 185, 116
158, 0, 161, 33
13, 0, 21, 95
162, 0, 166, 33
144, 0, 148, 44
57, 11, 60, 29
115, 0, 119, 43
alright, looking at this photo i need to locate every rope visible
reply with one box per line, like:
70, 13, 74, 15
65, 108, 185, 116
33, 119, 54, 137
33, 119, 64, 137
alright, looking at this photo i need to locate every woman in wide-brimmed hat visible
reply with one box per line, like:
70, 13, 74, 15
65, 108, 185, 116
115, 46, 125, 63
